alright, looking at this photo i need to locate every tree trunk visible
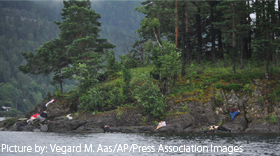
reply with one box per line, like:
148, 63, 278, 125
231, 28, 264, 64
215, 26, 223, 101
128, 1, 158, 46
232, 2, 236, 74
181, 3, 187, 76
210, 2, 216, 62
175, 0, 178, 48
220, 89, 229, 112
186, 3, 191, 65
168, 76, 171, 95
255, 0, 261, 64
173, 73, 177, 88
140, 44, 144, 65
217, 29, 223, 59
158, 15, 161, 39
247, 0, 252, 59
265, 48, 269, 79
240, 38, 244, 69
196, 5, 202, 64
278, 0, 280, 15
59, 69, 63, 94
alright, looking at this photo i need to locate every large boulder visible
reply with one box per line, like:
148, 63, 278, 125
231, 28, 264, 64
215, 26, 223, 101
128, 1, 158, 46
26, 96, 78, 119
164, 113, 195, 133
223, 115, 248, 133
48, 117, 86, 132
244, 118, 280, 133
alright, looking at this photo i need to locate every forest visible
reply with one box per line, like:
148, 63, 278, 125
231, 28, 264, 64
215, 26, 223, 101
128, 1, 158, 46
1, 0, 280, 118
0, 0, 143, 116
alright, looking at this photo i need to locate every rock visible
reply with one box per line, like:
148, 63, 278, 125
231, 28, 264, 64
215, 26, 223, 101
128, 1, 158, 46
17, 124, 35, 131
245, 119, 272, 133
26, 97, 78, 120
40, 125, 48, 132
121, 127, 136, 133
85, 127, 104, 133
223, 115, 248, 133
48, 118, 86, 132
270, 125, 280, 133
111, 127, 122, 132
164, 113, 195, 133
228, 94, 240, 106
7, 124, 18, 131
156, 126, 176, 133
33, 129, 41, 132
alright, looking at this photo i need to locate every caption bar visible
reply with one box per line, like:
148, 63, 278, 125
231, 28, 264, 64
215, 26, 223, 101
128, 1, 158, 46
1, 144, 243, 154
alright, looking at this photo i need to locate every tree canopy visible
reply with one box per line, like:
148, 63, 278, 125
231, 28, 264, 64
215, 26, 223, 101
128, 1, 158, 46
19, 0, 115, 93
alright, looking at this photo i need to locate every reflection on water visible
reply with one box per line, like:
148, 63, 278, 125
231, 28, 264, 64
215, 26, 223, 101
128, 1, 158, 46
1, 131, 280, 155
0, 117, 5, 121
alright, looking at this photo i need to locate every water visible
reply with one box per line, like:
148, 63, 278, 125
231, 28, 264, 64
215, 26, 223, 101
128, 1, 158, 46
0, 117, 5, 121
1, 130, 280, 156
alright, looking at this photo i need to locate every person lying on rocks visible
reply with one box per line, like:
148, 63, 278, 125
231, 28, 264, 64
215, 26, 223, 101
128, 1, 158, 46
104, 125, 112, 133
155, 121, 166, 130
27, 110, 48, 124
229, 107, 240, 121
37, 110, 48, 122
209, 125, 231, 132
27, 112, 40, 124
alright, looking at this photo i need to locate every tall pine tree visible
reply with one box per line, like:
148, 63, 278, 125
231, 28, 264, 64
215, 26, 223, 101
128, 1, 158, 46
19, 0, 114, 93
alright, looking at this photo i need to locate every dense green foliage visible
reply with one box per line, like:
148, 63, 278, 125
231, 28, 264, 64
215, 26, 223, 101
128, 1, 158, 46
19, 0, 115, 94
2, 0, 280, 119
133, 79, 165, 118
0, 1, 143, 115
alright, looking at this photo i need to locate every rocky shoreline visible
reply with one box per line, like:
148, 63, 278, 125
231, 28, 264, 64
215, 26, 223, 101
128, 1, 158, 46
1, 106, 280, 134
1, 79, 280, 134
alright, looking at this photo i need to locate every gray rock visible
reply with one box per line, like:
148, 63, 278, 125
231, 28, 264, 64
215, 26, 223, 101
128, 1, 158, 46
156, 126, 176, 133
223, 115, 248, 133
245, 119, 271, 133
40, 125, 48, 132
48, 118, 85, 132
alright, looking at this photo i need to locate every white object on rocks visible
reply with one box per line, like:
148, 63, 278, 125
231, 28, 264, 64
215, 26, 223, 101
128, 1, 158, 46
45, 99, 55, 107
66, 114, 73, 120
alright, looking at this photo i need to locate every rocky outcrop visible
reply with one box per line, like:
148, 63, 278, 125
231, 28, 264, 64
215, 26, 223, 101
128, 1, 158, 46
25, 96, 79, 119
2, 79, 280, 134
48, 117, 86, 132
223, 114, 248, 133
244, 118, 280, 133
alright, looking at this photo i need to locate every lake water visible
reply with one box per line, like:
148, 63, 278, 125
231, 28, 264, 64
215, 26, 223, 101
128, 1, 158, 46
1, 117, 280, 155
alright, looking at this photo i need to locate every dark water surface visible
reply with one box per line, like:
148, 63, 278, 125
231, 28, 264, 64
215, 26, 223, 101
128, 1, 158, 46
1, 130, 280, 156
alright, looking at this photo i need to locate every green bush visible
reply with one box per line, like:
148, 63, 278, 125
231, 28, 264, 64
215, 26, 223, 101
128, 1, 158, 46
122, 66, 132, 94
78, 87, 104, 112
243, 84, 252, 95
215, 83, 243, 92
224, 84, 244, 92
269, 114, 278, 124
105, 87, 125, 108
215, 83, 224, 89
2, 116, 18, 127
133, 79, 166, 118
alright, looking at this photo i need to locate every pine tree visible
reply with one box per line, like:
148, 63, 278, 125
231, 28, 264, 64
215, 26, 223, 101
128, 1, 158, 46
19, 0, 114, 93
215, 1, 251, 74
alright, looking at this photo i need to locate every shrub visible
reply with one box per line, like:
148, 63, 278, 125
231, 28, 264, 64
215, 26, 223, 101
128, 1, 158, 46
133, 79, 166, 118
269, 114, 278, 124
2, 116, 18, 127
215, 83, 243, 92
105, 87, 125, 108
78, 87, 104, 112
224, 84, 244, 92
